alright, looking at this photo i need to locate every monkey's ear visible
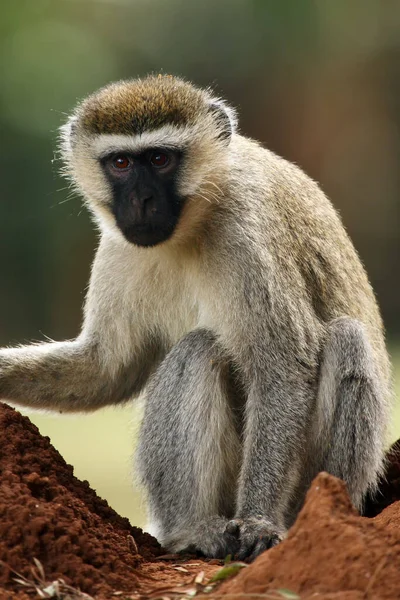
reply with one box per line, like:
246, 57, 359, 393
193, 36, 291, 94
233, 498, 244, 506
208, 99, 238, 142
59, 115, 78, 156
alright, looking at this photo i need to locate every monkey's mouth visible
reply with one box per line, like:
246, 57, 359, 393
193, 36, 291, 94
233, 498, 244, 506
120, 223, 176, 248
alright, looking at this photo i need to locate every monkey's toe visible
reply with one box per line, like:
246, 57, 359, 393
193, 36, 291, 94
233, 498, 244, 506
173, 516, 241, 559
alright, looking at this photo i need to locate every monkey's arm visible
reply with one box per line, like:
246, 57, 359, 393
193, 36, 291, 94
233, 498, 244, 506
221, 236, 320, 557
0, 238, 163, 412
234, 355, 314, 557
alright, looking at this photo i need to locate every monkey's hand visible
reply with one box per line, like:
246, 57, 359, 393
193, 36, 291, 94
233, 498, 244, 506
228, 517, 284, 562
170, 516, 283, 561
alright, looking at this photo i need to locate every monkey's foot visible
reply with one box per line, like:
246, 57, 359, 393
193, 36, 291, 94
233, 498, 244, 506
172, 516, 241, 559
228, 517, 284, 562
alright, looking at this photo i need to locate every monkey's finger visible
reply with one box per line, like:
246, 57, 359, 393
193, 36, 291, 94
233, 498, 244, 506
225, 519, 242, 536
218, 532, 241, 558
237, 533, 281, 562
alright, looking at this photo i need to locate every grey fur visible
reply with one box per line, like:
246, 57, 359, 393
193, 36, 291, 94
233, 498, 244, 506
0, 76, 392, 560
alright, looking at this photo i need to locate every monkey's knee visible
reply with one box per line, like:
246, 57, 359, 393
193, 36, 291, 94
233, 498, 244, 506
322, 317, 379, 377
148, 328, 219, 390
138, 328, 223, 461
317, 317, 384, 421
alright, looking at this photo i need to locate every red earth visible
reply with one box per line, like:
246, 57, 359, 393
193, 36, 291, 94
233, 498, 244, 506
0, 402, 399, 600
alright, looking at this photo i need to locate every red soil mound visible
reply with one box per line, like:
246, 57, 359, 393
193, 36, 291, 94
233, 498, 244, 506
1, 401, 400, 600
0, 403, 160, 597
219, 472, 400, 600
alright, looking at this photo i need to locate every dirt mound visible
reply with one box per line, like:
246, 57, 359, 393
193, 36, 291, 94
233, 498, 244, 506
1, 402, 400, 600
0, 403, 160, 597
219, 472, 400, 600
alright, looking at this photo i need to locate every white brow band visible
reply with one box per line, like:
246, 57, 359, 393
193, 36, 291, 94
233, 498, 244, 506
92, 125, 195, 158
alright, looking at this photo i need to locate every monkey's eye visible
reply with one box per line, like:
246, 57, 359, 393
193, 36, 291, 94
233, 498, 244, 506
112, 155, 132, 170
149, 152, 169, 169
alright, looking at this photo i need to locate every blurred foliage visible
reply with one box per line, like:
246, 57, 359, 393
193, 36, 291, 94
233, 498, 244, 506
1, 0, 400, 524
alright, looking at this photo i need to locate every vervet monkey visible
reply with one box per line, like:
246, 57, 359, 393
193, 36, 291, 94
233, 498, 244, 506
0, 75, 391, 561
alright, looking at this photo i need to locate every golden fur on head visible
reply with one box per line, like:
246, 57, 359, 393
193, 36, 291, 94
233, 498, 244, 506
78, 75, 214, 135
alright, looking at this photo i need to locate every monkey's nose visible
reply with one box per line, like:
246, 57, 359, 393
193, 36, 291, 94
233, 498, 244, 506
130, 191, 153, 205
142, 196, 156, 218
130, 192, 153, 219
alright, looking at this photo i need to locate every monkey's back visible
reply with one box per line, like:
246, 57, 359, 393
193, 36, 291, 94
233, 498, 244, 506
230, 136, 390, 388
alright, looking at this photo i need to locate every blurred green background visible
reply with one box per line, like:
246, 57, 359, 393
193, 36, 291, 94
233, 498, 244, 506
1, 0, 399, 528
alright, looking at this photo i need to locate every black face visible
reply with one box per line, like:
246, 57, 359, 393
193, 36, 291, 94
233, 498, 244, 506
101, 148, 184, 247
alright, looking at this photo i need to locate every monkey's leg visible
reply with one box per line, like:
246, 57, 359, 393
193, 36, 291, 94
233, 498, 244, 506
137, 329, 242, 559
313, 317, 387, 510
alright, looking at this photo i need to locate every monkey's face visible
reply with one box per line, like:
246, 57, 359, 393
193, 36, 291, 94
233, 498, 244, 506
60, 76, 238, 246
100, 148, 183, 247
